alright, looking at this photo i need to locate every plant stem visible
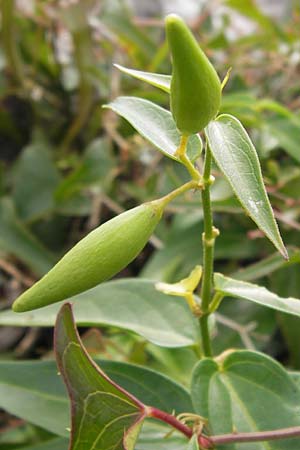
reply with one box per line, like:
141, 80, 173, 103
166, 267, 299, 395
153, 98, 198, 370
211, 426, 300, 446
1, 0, 24, 86
147, 407, 212, 449
147, 406, 300, 448
209, 291, 224, 313
176, 135, 202, 182
200, 144, 217, 357
60, 29, 94, 154
157, 179, 200, 208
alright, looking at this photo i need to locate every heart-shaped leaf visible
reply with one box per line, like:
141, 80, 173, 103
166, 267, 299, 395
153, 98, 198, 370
205, 114, 287, 258
105, 97, 202, 162
191, 350, 300, 449
214, 273, 300, 317
115, 64, 171, 93
55, 303, 146, 450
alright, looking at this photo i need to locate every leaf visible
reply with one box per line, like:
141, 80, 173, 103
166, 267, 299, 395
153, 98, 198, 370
231, 246, 300, 281
0, 359, 69, 437
146, 346, 199, 387
270, 265, 300, 369
1, 279, 199, 347
105, 97, 202, 162
13, 139, 61, 221
102, 9, 156, 64
102, 361, 193, 414
214, 272, 300, 317
21, 438, 69, 450
115, 64, 171, 93
186, 435, 199, 450
191, 350, 300, 449
137, 422, 188, 450
0, 356, 192, 438
0, 198, 55, 276
55, 138, 115, 202
55, 303, 146, 450
15, 425, 188, 450
265, 117, 300, 163
226, 0, 278, 32
205, 114, 287, 258
214, 298, 276, 354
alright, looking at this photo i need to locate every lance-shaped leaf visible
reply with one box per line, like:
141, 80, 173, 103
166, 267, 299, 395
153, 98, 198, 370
0, 279, 199, 348
214, 273, 300, 317
205, 114, 287, 258
105, 97, 202, 162
55, 303, 147, 450
115, 64, 171, 93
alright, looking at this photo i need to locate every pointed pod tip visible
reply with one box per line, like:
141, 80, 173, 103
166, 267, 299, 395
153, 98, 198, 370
12, 297, 26, 313
12, 301, 20, 313
165, 13, 181, 22
12, 290, 39, 313
165, 13, 185, 29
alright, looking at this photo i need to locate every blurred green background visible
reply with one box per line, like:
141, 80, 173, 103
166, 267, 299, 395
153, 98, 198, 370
0, 0, 300, 447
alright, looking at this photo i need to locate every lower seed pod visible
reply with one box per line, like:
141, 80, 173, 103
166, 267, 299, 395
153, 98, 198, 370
13, 201, 164, 312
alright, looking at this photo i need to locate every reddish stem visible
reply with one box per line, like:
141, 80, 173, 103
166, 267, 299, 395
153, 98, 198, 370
147, 407, 213, 448
147, 407, 300, 448
211, 426, 300, 446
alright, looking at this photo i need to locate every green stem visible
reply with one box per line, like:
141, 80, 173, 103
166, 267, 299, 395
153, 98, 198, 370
176, 135, 202, 182
59, 83, 93, 153
157, 179, 199, 208
199, 144, 217, 357
1, 0, 24, 86
60, 29, 94, 154
209, 291, 224, 313
200, 315, 212, 357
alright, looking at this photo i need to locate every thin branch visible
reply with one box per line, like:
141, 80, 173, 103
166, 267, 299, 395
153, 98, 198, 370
211, 426, 300, 446
147, 407, 212, 449
214, 312, 257, 350
148, 406, 300, 448
0, 259, 34, 287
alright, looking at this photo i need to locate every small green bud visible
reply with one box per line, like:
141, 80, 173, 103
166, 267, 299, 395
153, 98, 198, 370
12, 201, 163, 312
165, 14, 221, 135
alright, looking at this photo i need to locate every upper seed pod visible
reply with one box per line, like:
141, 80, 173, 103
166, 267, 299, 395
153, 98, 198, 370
165, 14, 221, 135
12, 201, 164, 312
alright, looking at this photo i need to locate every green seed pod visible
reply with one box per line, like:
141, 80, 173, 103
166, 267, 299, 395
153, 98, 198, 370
12, 201, 164, 312
165, 14, 221, 135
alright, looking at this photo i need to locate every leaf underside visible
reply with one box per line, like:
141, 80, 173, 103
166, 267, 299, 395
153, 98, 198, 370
214, 273, 300, 317
54, 303, 146, 450
115, 64, 171, 93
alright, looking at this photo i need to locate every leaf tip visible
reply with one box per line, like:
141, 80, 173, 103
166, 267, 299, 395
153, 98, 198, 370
113, 63, 122, 70
280, 246, 289, 261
